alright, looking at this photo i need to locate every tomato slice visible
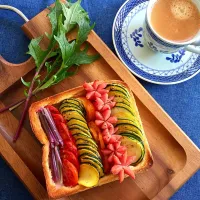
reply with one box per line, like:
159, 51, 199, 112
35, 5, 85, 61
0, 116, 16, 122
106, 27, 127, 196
45, 105, 59, 114
61, 150, 79, 172
55, 122, 72, 141
45, 105, 80, 180
62, 141, 78, 157
62, 159, 78, 187
52, 114, 65, 123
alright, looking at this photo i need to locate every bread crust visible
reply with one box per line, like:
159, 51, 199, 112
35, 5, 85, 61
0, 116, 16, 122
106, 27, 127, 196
29, 80, 153, 199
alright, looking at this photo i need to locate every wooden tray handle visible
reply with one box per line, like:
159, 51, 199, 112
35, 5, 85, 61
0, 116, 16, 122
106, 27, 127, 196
0, 56, 35, 95
0, 5, 36, 95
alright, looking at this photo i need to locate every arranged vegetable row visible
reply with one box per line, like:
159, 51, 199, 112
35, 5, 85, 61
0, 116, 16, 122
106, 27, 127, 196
39, 105, 79, 187
38, 80, 145, 188
106, 83, 145, 166
60, 98, 104, 187
83, 81, 139, 182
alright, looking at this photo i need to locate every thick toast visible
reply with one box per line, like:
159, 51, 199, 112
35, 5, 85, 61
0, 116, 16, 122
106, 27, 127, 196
29, 80, 153, 199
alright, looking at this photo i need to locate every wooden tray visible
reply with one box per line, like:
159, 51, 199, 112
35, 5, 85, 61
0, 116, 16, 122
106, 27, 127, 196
0, 6, 200, 200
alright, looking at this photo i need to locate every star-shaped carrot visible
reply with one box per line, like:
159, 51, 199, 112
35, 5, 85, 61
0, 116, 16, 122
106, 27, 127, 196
111, 152, 136, 183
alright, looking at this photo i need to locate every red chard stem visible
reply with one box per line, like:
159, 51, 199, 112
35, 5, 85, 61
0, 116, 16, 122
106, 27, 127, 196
13, 50, 53, 142
0, 98, 26, 113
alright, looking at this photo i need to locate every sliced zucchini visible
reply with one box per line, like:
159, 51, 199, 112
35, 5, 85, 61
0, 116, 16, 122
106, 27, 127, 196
60, 107, 84, 118
79, 148, 100, 159
67, 117, 87, 125
78, 143, 93, 148
106, 84, 130, 97
62, 98, 84, 109
113, 97, 131, 106
107, 83, 129, 92
67, 118, 88, 129
62, 110, 85, 122
80, 153, 101, 163
115, 123, 143, 136
111, 110, 132, 119
114, 102, 135, 116
120, 133, 145, 165
60, 102, 81, 111
65, 114, 86, 125
120, 132, 144, 143
80, 154, 103, 167
69, 123, 89, 132
69, 126, 92, 136
111, 108, 133, 119
81, 158, 104, 177
117, 118, 142, 129
77, 144, 97, 152
71, 132, 92, 139
76, 138, 98, 148
81, 147, 100, 156
108, 90, 128, 99
78, 164, 99, 187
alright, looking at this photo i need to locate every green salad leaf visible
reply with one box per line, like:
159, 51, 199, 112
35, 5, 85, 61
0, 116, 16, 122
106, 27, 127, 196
27, 36, 48, 68
12, 0, 99, 142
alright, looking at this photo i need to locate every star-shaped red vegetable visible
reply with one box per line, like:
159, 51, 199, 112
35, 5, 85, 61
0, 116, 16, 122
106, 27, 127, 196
102, 125, 118, 135
101, 141, 127, 163
95, 109, 117, 129
102, 127, 121, 144
94, 93, 116, 111
103, 134, 122, 144
83, 80, 108, 100
111, 152, 136, 183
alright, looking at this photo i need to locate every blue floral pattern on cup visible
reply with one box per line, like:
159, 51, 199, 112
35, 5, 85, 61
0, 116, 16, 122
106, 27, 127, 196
147, 42, 157, 51
130, 27, 144, 47
131, 28, 186, 62
166, 49, 186, 63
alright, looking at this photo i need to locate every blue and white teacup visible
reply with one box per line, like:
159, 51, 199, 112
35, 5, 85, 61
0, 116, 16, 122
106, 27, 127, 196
144, 0, 200, 54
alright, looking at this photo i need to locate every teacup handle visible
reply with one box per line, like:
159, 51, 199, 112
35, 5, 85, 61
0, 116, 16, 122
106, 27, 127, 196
185, 39, 200, 54
185, 45, 200, 54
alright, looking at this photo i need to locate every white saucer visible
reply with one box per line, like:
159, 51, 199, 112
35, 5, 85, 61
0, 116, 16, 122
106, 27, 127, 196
112, 0, 200, 85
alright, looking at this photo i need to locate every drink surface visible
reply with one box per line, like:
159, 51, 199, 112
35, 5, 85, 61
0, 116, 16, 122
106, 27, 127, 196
151, 0, 200, 42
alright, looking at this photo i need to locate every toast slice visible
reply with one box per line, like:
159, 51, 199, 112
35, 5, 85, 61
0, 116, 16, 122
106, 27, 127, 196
29, 80, 153, 199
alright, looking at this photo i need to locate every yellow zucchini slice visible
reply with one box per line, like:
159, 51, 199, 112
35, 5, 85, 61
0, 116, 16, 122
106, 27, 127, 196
79, 148, 100, 159
78, 164, 99, 187
76, 138, 98, 148
67, 118, 88, 128
80, 158, 104, 177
